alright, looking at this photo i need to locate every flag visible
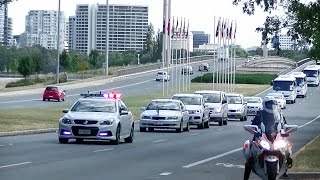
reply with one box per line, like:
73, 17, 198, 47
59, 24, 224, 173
226, 21, 229, 40
171, 16, 175, 38
234, 22, 237, 39
229, 21, 233, 39
224, 20, 227, 38
185, 20, 189, 38
163, 16, 166, 35
182, 18, 186, 37
215, 18, 220, 37
175, 17, 179, 37
167, 17, 171, 36
221, 19, 225, 38
179, 17, 183, 37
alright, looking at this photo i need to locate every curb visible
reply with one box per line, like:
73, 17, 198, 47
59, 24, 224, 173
280, 172, 320, 179
0, 128, 57, 137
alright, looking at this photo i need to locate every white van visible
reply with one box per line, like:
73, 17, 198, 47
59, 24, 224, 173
272, 75, 297, 104
302, 65, 320, 86
290, 72, 307, 98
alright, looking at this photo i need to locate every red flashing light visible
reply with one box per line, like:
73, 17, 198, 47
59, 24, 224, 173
103, 92, 122, 99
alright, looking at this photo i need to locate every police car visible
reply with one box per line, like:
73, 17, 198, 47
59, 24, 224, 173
58, 92, 134, 145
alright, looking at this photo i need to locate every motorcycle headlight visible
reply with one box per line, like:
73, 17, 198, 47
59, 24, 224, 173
61, 118, 72, 124
259, 140, 271, 150
274, 139, 287, 150
100, 119, 114, 125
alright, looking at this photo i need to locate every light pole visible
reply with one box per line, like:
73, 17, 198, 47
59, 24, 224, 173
56, 0, 61, 84
105, 0, 109, 76
137, 53, 140, 65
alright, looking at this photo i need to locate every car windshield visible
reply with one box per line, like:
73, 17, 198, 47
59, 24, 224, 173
71, 99, 116, 113
273, 81, 294, 91
46, 87, 58, 91
157, 72, 165, 75
172, 96, 201, 105
303, 70, 318, 77
244, 97, 261, 103
296, 77, 304, 86
146, 101, 180, 111
268, 94, 282, 99
195, 93, 221, 103
226, 96, 242, 104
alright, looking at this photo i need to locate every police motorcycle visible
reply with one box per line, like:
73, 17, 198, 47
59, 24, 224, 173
242, 98, 298, 180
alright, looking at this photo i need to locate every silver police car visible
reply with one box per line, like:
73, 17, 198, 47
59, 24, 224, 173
58, 92, 134, 145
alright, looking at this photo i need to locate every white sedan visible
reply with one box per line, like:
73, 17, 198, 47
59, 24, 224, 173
244, 97, 263, 116
139, 99, 190, 132
266, 93, 286, 109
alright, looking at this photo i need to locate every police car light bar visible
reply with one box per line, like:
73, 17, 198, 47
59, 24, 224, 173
80, 91, 122, 99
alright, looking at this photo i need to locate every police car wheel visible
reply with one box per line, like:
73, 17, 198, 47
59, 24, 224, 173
59, 138, 68, 144
111, 125, 121, 145
140, 127, 147, 132
125, 124, 134, 143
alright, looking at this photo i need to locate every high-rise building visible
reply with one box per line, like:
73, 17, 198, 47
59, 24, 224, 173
0, 5, 14, 46
279, 34, 296, 50
192, 31, 210, 49
70, 4, 149, 54
19, 10, 66, 50
68, 16, 76, 51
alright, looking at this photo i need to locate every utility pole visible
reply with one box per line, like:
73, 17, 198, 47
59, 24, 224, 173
56, 0, 61, 84
3, 2, 8, 46
105, 0, 109, 76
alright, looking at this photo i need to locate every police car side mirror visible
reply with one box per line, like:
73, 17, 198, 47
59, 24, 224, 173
62, 109, 69, 113
140, 107, 146, 111
120, 109, 129, 116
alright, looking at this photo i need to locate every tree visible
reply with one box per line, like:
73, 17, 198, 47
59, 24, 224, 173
88, 50, 101, 69
143, 24, 155, 54
30, 49, 44, 77
18, 55, 34, 79
10, 59, 18, 75
60, 50, 70, 72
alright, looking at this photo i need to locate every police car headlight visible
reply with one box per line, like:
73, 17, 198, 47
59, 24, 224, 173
101, 119, 114, 125
61, 118, 72, 124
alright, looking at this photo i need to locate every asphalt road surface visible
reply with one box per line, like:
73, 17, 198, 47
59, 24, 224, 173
0, 59, 246, 110
0, 81, 319, 180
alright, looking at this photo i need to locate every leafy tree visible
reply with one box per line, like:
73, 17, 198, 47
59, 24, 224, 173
30, 49, 44, 76
143, 24, 155, 54
60, 50, 70, 72
10, 59, 19, 75
88, 50, 102, 69
18, 55, 34, 79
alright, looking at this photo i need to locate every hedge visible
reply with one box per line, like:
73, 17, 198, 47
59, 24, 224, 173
191, 73, 277, 85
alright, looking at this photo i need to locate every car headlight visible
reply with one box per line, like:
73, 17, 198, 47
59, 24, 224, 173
169, 116, 179, 120
61, 118, 72, 124
194, 110, 202, 114
100, 119, 115, 125
274, 139, 287, 150
236, 108, 243, 112
141, 116, 151, 119
215, 107, 221, 113
259, 140, 271, 150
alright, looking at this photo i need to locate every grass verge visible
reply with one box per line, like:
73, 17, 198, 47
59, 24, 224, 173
290, 136, 320, 172
0, 83, 269, 133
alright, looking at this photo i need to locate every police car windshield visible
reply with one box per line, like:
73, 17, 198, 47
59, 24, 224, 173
146, 101, 180, 111
71, 99, 116, 113
227, 96, 242, 104
172, 96, 201, 105
303, 70, 317, 77
244, 97, 261, 103
196, 93, 221, 103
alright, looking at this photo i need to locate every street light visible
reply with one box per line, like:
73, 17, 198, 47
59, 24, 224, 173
56, 0, 61, 84
105, 0, 109, 75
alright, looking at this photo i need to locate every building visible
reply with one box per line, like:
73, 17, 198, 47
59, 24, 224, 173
171, 32, 193, 52
19, 10, 66, 50
192, 31, 210, 49
0, 5, 14, 46
279, 34, 296, 50
193, 44, 218, 53
68, 16, 76, 51
71, 4, 149, 54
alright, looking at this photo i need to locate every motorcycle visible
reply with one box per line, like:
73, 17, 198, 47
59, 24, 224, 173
242, 122, 298, 180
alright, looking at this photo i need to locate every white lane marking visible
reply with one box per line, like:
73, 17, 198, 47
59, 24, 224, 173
182, 147, 243, 168
0, 145, 5, 147
0, 79, 153, 104
182, 115, 320, 169
93, 148, 114, 153
153, 139, 167, 143
0, 162, 32, 169
216, 163, 245, 169
217, 128, 223, 131
191, 133, 199, 136
159, 172, 172, 176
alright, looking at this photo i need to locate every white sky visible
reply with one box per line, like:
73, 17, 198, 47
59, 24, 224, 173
8, 0, 272, 48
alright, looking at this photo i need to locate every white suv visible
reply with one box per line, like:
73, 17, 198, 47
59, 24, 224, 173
156, 71, 170, 81
194, 90, 228, 126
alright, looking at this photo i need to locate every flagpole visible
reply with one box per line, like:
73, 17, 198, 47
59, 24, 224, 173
227, 19, 230, 93
166, 0, 171, 96
179, 17, 182, 93
217, 17, 221, 91
175, 19, 178, 92
186, 19, 190, 91
182, 18, 185, 92
162, 0, 167, 97
171, 17, 174, 93
213, 16, 216, 90
229, 20, 233, 92
233, 21, 237, 92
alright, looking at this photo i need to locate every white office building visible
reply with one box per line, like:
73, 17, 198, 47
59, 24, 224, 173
171, 32, 193, 52
279, 34, 296, 50
19, 10, 66, 50
70, 4, 149, 54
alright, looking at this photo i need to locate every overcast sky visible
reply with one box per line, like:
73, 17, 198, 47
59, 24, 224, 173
8, 0, 273, 48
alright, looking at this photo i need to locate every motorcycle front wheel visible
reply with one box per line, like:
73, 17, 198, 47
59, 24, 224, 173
266, 161, 277, 180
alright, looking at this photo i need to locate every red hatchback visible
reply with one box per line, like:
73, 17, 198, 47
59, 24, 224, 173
43, 86, 66, 102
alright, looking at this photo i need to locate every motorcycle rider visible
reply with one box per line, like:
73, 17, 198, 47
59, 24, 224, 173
243, 96, 291, 180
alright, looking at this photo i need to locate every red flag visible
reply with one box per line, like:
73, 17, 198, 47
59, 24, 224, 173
167, 17, 171, 36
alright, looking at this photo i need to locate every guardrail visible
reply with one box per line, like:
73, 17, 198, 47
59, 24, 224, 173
295, 58, 311, 67
244, 57, 295, 68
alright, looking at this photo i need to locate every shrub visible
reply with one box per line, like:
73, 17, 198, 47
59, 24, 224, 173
191, 73, 277, 85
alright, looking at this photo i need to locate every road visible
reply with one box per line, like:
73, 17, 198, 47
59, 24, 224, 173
0, 77, 319, 179
0, 59, 246, 110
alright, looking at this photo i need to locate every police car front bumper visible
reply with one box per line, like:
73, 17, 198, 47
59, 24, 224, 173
58, 123, 118, 140
139, 119, 181, 129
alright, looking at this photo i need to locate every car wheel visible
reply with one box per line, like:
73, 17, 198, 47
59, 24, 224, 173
76, 138, 83, 143
63, 96, 66, 101
184, 122, 190, 131
198, 119, 204, 129
124, 124, 134, 143
218, 118, 223, 126
223, 117, 228, 125
59, 138, 68, 144
140, 127, 147, 132
110, 125, 121, 145
176, 121, 183, 133
58, 96, 61, 102
148, 127, 154, 132
204, 120, 210, 128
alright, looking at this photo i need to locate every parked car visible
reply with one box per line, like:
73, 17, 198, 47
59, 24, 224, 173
194, 90, 228, 126
156, 71, 170, 81
43, 86, 66, 102
226, 93, 248, 121
199, 63, 210, 71
244, 96, 263, 116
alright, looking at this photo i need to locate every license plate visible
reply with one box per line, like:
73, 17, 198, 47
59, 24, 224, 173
155, 122, 163, 125
78, 129, 91, 135
49, 96, 53, 98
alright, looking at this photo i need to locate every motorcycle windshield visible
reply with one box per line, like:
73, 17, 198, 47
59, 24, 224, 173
261, 100, 279, 142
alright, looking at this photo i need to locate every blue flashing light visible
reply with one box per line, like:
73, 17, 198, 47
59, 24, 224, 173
61, 129, 71, 135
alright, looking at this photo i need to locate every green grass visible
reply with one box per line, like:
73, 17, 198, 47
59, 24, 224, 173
290, 136, 320, 172
192, 73, 277, 85
0, 83, 269, 133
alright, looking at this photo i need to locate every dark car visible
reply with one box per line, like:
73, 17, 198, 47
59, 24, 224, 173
43, 86, 66, 102
199, 63, 210, 71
